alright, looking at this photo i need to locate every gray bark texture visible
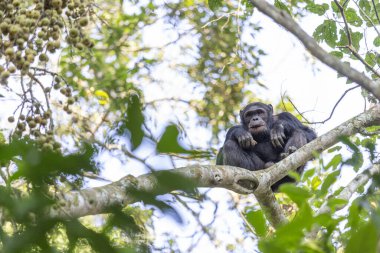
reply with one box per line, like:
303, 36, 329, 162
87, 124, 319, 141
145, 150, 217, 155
48, 106, 380, 223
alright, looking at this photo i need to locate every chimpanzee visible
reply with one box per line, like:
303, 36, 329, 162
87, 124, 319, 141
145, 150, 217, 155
216, 102, 317, 190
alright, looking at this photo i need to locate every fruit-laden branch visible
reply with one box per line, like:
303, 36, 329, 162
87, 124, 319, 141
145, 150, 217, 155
48, 106, 380, 221
249, 0, 380, 100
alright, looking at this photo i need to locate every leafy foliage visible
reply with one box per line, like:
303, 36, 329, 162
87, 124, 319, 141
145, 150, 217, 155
313, 20, 338, 48
245, 209, 268, 237
0, 140, 151, 252
0, 0, 379, 252
118, 94, 144, 150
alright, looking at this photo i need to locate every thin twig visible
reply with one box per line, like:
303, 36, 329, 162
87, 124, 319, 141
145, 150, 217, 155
334, 0, 352, 45
312, 85, 360, 124
280, 93, 311, 124
371, 0, 380, 25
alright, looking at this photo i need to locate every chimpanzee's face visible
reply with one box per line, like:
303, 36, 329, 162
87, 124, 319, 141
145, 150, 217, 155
241, 104, 271, 137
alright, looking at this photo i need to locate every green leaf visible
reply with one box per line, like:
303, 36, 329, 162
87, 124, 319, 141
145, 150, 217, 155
208, 0, 223, 11
365, 125, 380, 132
2, 141, 95, 184
345, 8, 363, 27
311, 176, 322, 190
359, 0, 371, 13
0, 131, 5, 144
340, 136, 359, 152
337, 29, 349, 48
302, 168, 315, 181
184, 0, 194, 7
64, 220, 119, 253
245, 210, 268, 237
339, 137, 363, 171
365, 52, 376, 67
346, 221, 378, 253
327, 198, 348, 210
328, 146, 342, 153
125, 94, 144, 150
325, 154, 342, 170
346, 152, 364, 171
279, 184, 312, 206
242, 0, 254, 14
373, 36, 380, 47
330, 1, 339, 13
288, 170, 300, 182
351, 31, 363, 50
157, 125, 189, 154
313, 20, 338, 48
319, 170, 340, 196
329, 51, 344, 59
274, 0, 292, 16
314, 213, 336, 228
262, 203, 313, 251
361, 137, 376, 160
347, 200, 361, 228
306, 3, 329, 16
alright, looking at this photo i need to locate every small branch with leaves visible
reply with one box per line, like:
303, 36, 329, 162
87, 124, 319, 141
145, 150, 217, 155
248, 0, 380, 100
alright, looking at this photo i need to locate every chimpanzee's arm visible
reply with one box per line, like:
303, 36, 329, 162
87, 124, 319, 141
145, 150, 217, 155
221, 139, 266, 170
271, 112, 316, 149
225, 125, 257, 150
274, 112, 304, 133
216, 126, 265, 170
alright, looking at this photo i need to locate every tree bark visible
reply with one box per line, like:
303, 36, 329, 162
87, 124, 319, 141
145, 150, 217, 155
48, 105, 380, 221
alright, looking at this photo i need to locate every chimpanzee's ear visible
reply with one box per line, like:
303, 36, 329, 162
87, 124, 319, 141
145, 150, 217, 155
268, 104, 274, 113
239, 109, 243, 121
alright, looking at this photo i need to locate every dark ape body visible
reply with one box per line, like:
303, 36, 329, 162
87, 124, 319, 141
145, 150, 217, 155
216, 102, 316, 190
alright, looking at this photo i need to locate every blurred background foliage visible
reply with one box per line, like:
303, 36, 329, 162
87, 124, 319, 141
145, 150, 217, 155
0, 0, 379, 252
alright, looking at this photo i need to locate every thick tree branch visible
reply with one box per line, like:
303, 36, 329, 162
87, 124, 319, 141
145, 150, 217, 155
47, 106, 380, 221
255, 188, 287, 227
49, 165, 259, 219
249, 0, 380, 100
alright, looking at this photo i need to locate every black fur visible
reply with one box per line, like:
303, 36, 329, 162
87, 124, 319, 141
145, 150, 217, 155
217, 102, 317, 190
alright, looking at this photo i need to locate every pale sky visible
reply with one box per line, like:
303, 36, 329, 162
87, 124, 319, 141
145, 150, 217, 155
0, 3, 371, 252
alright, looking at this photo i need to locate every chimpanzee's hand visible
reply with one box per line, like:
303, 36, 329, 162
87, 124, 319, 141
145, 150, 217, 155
235, 129, 257, 150
280, 146, 298, 159
271, 123, 286, 149
264, 162, 275, 168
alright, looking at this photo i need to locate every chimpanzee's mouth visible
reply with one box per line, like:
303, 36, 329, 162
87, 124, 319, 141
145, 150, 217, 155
250, 124, 264, 129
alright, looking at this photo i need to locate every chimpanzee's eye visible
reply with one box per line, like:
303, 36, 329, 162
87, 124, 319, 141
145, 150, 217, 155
258, 109, 265, 115
245, 111, 253, 119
